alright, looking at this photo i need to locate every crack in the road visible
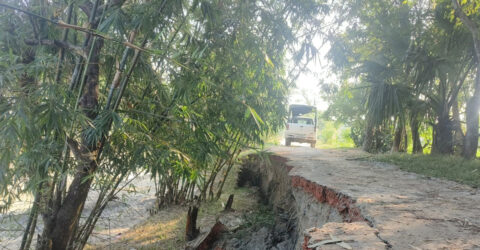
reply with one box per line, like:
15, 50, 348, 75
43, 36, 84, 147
375, 231, 393, 249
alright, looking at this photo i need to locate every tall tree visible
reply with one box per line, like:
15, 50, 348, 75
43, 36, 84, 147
452, 0, 480, 159
325, 0, 475, 155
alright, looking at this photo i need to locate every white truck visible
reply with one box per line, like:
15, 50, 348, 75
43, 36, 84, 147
284, 104, 317, 148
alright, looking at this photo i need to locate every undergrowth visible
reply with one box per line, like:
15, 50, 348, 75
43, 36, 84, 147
87, 164, 260, 250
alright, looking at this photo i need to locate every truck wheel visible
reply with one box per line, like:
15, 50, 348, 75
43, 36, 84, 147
286, 139, 291, 146
310, 142, 316, 148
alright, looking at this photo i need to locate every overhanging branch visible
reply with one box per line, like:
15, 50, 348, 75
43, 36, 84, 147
0, 3, 146, 52
66, 137, 91, 162
24, 39, 87, 59
451, 0, 479, 33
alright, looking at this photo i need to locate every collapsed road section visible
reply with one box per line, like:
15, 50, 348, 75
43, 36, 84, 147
237, 146, 480, 250
238, 153, 386, 249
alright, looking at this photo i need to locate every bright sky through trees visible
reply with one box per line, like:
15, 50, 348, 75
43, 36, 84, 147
289, 17, 335, 111
290, 54, 330, 111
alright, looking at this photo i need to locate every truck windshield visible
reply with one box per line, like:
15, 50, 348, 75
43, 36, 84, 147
292, 118, 313, 125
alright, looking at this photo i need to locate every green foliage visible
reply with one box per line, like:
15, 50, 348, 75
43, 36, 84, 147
323, 0, 477, 154
240, 204, 276, 230
317, 121, 354, 148
0, 0, 327, 245
321, 82, 365, 147
373, 153, 480, 188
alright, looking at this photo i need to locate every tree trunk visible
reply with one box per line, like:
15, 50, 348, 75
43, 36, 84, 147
224, 194, 234, 211
410, 112, 423, 154
362, 120, 375, 153
452, 0, 480, 159
452, 98, 465, 155
186, 206, 199, 241
463, 81, 480, 159
38, 33, 104, 250
431, 112, 453, 155
42, 161, 98, 250
402, 125, 408, 152
391, 120, 403, 153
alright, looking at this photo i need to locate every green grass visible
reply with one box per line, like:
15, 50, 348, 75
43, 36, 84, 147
373, 153, 480, 188
228, 204, 276, 239
240, 204, 275, 229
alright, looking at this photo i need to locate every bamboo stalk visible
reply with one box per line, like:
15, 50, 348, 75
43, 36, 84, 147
75, 171, 129, 250
112, 38, 148, 111
105, 30, 138, 109
19, 183, 42, 250
54, 2, 74, 83
24, 205, 38, 250
215, 135, 243, 200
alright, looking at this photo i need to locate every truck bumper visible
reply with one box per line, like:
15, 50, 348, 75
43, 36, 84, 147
285, 136, 316, 144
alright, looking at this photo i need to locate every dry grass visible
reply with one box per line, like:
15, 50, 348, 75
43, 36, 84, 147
86, 164, 259, 250
85, 206, 187, 250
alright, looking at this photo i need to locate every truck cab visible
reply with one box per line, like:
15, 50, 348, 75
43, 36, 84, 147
284, 104, 317, 148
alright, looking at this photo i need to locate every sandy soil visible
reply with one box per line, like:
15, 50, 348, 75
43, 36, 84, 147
0, 174, 157, 250
269, 146, 480, 250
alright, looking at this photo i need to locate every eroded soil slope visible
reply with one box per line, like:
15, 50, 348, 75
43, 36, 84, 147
269, 146, 480, 250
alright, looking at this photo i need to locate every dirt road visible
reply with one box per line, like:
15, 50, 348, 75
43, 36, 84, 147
269, 146, 480, 250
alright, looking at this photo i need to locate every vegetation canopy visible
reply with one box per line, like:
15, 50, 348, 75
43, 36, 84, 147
0, 0, 326, 249
323, 0, 480, 158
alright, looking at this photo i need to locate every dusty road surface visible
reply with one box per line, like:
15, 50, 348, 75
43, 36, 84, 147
269, 146, 480, 250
